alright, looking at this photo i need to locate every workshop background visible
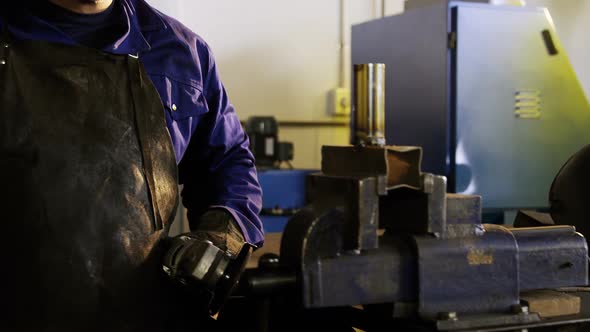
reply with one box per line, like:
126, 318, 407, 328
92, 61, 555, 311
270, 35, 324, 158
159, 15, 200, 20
147, 0, 589, 170
118, 2, 590, 327
147, 0, 590, 235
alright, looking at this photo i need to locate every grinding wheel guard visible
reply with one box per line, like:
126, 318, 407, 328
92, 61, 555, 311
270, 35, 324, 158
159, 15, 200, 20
163, 233, 253, 315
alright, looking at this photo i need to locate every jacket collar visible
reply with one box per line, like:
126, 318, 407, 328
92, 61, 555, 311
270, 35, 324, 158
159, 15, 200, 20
133, 0, 167, 33
112, 0, 152, 55
4, 0, 166, 55
92, 0, 168, 55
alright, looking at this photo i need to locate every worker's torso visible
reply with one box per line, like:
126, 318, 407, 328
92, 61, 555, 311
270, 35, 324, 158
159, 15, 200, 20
0, 0, 213, 164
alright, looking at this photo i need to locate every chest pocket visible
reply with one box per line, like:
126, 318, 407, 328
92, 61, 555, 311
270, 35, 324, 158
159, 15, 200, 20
152, 75, 209, 121
149, 75, 209, 162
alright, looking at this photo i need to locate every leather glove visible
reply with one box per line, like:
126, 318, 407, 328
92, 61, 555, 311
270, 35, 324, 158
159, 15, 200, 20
190, 209, 247, 257
163, 209, 252, 315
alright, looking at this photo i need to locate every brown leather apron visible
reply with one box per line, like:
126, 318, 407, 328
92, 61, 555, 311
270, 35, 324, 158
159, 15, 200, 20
0, 27, 187, 331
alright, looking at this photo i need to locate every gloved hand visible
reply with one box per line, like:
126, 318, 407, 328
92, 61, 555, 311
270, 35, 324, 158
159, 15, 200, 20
163, 209, 252, 315
190, 209, 247, 257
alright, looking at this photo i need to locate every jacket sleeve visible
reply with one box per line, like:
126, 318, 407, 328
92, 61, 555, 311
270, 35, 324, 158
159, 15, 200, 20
178, 41, 264, 247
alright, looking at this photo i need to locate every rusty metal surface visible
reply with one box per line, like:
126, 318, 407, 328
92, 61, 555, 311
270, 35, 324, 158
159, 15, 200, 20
386, 146, 423, 189
321, 145, 387, 178
321, 145, 423, 191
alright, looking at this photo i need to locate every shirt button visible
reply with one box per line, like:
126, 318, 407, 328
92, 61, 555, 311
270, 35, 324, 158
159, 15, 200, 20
0, 59, 6, 65
3, 43, 8, 48
172, 104, 178, 111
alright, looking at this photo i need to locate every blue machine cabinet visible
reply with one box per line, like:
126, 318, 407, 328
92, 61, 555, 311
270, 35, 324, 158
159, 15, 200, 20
258, 169, 315, 233
352, 1, 590, 210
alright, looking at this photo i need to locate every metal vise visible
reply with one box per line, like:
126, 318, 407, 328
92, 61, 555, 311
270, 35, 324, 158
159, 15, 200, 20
279, 145, 588, 330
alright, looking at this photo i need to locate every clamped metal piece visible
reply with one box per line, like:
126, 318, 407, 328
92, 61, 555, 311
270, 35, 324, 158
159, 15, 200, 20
163, 234, 253, 315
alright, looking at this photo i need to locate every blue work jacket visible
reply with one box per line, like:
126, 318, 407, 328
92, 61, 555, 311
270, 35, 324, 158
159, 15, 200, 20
0, 0, 264, 246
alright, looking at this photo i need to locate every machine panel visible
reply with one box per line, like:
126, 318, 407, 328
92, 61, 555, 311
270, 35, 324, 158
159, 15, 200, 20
453, 4, 590, 208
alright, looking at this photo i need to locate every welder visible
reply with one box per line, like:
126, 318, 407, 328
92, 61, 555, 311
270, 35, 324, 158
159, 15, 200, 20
0, 0, 263, 331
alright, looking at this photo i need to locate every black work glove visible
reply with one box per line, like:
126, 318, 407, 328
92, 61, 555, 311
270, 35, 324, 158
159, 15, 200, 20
190, 209, 247, 257
163, 209, 252, 315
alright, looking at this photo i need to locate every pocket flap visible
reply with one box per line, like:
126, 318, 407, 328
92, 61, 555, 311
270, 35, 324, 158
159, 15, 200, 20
154, 75, 208, 120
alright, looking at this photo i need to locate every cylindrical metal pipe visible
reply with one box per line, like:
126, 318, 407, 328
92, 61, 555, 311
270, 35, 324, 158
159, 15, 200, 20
351, 63, 386, 146
339, 0, 351, 89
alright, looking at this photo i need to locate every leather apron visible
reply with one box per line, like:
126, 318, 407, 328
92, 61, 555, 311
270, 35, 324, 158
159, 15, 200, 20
0, 28, 185, 331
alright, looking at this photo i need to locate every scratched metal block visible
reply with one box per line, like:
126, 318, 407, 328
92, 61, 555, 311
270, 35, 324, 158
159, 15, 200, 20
302, 237, 417, 308
446, 193, 481, 225
512, 226, 588, 291
414, 224, 519, 319
306, 174, 380, 251
321, 145, 423, 193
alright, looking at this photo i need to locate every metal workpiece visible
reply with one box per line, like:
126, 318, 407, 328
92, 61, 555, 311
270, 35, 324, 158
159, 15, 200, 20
381, 175, 484, 238
321, 145, 423, 190
511, 226, 588, 291
312, 144, 425, 251
321, 145, 388, 196
351, 63, 386, 147
379, 173, 448, 236
386, 146, 423, 189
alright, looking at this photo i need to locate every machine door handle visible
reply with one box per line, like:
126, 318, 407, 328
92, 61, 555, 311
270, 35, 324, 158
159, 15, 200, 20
542, 29, 559, 56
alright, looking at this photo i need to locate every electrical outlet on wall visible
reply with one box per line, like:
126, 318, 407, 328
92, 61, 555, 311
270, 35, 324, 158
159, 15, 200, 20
327, 87, 351, 117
